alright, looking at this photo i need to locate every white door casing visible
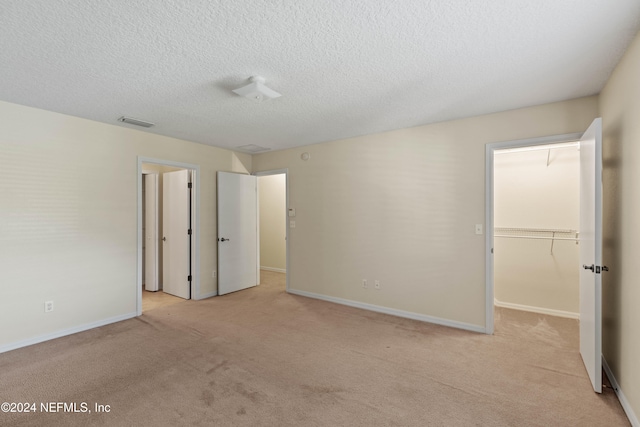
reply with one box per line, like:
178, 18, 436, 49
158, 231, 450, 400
162, 170, 191, 299
579, 117, 604, 393
217, 172, 258, 295
144, 174, 159, 291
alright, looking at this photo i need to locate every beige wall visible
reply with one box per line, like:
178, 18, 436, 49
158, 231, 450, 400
494, 146, 580, 315
258, 174, 286, 271
0, 100, 251, 350
600, 30, 640, 422
253, 96, 598, 328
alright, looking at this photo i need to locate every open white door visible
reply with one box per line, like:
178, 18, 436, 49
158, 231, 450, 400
217, 172, 258, 295
579, 118, 604, 393
144, 174, 159, 291
163, 169, 191, 299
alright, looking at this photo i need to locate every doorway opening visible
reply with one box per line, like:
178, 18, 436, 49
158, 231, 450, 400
492, 141, 581, 321
485, 133, 582, 333
256, 169, 289, 292
137, 157, 200, 315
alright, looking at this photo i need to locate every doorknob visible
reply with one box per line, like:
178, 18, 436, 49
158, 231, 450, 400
219, 237, 230, 242
162, 237, 166, 242
583, 264, 594, 271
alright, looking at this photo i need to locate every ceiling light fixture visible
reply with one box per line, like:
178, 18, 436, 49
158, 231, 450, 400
118, 116, 155, 128
232, 76, 281, 101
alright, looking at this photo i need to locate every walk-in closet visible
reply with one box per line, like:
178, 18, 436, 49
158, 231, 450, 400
493, 142, 580, 318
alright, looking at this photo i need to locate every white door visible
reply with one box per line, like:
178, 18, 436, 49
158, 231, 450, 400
163, 169, 191, 299
217, 172, 258, 295
144, 174, 159, 291
579, 118, 603, 393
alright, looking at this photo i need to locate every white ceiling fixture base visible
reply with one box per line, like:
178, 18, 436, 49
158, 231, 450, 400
232, 76, 281, 102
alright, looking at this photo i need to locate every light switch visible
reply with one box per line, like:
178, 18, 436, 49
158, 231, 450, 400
475, 224, 483, 235
288, 208, 296, 217
290, 220, 296, 228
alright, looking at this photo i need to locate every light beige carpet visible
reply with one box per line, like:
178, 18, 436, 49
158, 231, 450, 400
0, 271, 629, 426
142, 289, 184, 313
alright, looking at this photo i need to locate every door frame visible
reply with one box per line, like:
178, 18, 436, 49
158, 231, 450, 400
137, 156, 200, 315
484, 133, 582, 334
254, 169, 290, 292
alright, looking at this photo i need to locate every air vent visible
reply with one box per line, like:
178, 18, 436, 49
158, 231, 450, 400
118, 116, 155, 128
236, 144, 271, 153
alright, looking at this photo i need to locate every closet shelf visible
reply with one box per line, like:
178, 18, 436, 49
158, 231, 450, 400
494, 227, 579, 254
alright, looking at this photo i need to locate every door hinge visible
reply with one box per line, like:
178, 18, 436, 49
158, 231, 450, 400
188, 275, 192, 281
188, 229, 192, 235
188, 182, 192, 189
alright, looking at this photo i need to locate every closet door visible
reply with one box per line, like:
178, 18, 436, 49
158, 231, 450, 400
578, 117, 603, 394
144, 174, 159, 291
162, 170, 191, 300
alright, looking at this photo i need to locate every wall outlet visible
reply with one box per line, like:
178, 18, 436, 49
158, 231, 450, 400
362, 279, 368, 289
290, 220, 296, 228
212, 270, 217, 278
475, 224, 483, 235
374, 280, 380, 290
44, 301, 54, 313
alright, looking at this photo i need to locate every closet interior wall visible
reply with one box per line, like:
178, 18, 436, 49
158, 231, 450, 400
494, 145, 580, 316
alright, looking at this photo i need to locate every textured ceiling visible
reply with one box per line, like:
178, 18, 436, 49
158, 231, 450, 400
1, 1, 639, 153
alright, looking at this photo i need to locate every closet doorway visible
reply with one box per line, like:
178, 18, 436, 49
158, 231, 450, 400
255, 169, 289, 291
486, 132, 581, 332
492, 141, 581, 319
137, 158, 200, 315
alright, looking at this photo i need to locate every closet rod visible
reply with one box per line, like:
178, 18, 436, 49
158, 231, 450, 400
493, 235, 578, 241
493, 228, 579, 254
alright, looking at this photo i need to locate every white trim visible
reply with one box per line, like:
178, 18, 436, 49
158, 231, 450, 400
494, 298, 579, 319
254, 169, 290, 292
256, 176, 260, 286
485, 142, 495, 335
260, 266, 286, 273
0, 312, 136, 354
289, 289, 485, 334
485, 133, 583, 335
603, 356, 640, 427
137, 157, 201, 312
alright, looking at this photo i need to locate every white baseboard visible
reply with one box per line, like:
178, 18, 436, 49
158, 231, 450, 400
260, 266, 286, 273
288, 289, 485, 334
0, 312, 137, 354
603, 356, 640, 427
494, 298, 579, 319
